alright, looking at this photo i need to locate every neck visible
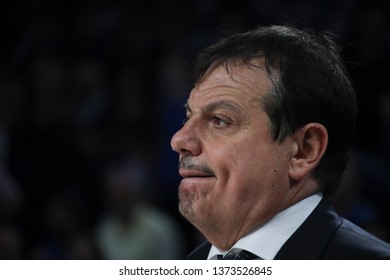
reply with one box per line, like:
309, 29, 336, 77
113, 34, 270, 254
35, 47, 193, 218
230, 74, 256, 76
203, 180, 321, 251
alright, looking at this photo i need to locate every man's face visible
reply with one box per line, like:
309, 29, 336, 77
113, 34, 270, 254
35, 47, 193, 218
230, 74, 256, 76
170, 62, 296, 249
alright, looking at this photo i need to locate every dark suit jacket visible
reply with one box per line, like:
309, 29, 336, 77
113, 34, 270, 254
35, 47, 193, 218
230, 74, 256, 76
186, 198, 390, 259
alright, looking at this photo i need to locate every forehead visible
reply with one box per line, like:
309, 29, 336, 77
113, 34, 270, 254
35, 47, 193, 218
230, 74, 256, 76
188, 61, 273, 109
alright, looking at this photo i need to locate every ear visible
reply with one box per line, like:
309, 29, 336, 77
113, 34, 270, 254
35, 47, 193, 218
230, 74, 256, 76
289, 123, 328, 181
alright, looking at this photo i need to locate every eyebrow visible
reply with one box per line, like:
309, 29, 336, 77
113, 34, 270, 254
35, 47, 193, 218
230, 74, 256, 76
184, 100, 243, 115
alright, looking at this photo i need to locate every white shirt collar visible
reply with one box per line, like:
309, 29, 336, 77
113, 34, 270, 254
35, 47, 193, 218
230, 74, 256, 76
208, 193, 323, 260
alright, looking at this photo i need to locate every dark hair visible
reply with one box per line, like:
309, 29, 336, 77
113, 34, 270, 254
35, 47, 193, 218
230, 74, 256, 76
193, 25, 357, 195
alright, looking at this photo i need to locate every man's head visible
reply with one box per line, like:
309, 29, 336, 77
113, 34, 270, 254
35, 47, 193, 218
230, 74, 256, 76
170, 25, 357, 249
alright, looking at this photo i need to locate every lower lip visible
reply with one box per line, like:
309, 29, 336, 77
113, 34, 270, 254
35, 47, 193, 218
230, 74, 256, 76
179, 177, 215, 189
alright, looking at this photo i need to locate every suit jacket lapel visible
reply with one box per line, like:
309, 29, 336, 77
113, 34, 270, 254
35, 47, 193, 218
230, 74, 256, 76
275, 197, 342, 259
186, 241, 212, 260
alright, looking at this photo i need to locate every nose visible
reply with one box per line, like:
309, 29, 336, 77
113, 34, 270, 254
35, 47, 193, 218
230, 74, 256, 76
170, 121, 201, 156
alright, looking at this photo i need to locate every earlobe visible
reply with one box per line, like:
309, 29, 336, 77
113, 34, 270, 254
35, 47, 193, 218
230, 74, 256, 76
288, 123, 328, 181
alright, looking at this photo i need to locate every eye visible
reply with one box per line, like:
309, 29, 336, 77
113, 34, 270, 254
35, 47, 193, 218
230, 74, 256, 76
182, 116, 189, 125
182, 113, 192, 125
212, 116, 230, 128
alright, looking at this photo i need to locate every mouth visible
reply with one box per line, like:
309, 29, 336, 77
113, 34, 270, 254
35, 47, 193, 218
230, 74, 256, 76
178, 168, 216, 191
179, 169, 215, 179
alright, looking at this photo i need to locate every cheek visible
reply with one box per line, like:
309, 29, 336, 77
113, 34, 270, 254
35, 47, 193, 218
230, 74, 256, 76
207, 134, 289, 193
229, 144, 290, 196
208, 141, 258, 187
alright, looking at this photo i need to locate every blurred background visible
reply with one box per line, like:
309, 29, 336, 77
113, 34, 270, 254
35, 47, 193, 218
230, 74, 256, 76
0, 0, 389, 259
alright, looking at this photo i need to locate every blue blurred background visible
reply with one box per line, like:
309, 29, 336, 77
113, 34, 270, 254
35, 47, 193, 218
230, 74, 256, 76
0, 0, 389, 259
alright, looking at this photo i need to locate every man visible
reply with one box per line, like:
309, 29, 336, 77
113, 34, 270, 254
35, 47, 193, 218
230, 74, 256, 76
170, 25, 390, 259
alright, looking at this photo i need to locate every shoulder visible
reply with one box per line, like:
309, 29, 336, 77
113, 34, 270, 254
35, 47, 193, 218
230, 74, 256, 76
276, 197, 390, 259
323, 218, 390, 259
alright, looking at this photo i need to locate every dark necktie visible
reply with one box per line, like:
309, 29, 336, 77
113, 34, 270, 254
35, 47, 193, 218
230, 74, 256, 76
219, 249, 260, 260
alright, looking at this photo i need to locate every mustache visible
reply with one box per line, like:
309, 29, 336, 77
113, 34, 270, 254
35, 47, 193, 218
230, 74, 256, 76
178, 156, 215, 176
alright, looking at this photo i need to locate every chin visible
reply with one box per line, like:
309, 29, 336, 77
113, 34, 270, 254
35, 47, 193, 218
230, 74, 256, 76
178, 193, 196, 220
